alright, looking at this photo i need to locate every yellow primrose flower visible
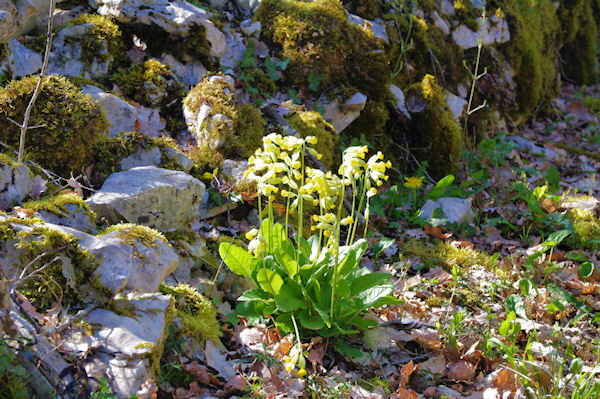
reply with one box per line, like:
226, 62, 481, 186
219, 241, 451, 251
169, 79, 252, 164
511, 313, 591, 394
245, 228, 258, 240
297, 368, 307, 377
404, 176, 424, 189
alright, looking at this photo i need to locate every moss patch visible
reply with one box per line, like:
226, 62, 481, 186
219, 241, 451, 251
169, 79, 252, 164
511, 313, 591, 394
400, 239, 497, 272
567, 208, 600, 250
98, 223, 168, 248
2, 220, 101, 312
159, 284, 221, 344
23, 192, 96, 221
256, 0, 390, 100
0, 75, 109, 178
183, 74, 265, 173
92, 131, 186, 181
67, 14, 124, 65
285, 110, 338, 169
403, 74, 463, 179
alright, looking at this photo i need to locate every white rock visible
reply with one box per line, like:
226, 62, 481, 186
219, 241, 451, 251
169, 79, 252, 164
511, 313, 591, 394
444, 91, 467, 120
161, 53, 207, 88
105, 356, 152, 399
433, 11, 450, 35
0, 0, 48, 41
348, 13, 388, 43
135, 106, 166, 137
7, 37, 42, 78
508, 136, 561, 162
86, 293, 172, 357
559, 197, 599, 212
87, 166, 205, 232
420, 197, 474, 225
389, 84, 410, 119
221, 159, 248, 186
220, 25, 247, 70
164, 147, 194, 172
240, 19, 261, 37
236, 0, 261, 13
323, 92, 367, 133
37, 204, 97, 234
0, 161, 33, 210
95, 0, 227, 58
120, 147, 162, 171
0, 10, 18, 43
440, 1, 455, 16
452, 15, 510, 50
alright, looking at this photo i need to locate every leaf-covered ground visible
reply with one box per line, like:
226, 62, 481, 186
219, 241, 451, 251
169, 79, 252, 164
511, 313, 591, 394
150, 83, 600, 399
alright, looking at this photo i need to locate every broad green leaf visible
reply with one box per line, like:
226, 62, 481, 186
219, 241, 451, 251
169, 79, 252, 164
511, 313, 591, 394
274, 247, 298, 278
499, 311, 516, 337
505, 294, 527, 319
219, 242, 252, 277
306, 295, 331, 328
307, 73, 323, 92
425, 174, 455, 201
547, 297, 565, 312
519, 278, 533, 296
355, 283, 393, 309
350, 272, 392, 296
238, 289, 271, 303
256, 269, 284, 296
545, 165, 560, 191
373, 238, 395, 258
337, 239, 368, 278
334, 340, 364, 358
308, 235, 320, 261
579, 262, 594, 280
275, 281, 304, 312
298, 310, 325, 330
260, 218, 286, 253
542, 229, 571, 247
275, 313, 293, 333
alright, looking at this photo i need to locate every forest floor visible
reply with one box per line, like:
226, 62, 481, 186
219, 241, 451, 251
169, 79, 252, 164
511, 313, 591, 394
156, 83, 600, 399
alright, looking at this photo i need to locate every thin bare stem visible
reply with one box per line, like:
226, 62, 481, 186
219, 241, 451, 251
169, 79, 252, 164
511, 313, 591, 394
17, 0, 56, 163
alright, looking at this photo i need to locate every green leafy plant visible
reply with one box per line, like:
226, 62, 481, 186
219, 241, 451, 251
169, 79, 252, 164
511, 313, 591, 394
219, 134, 399, 365
0, 339, 30, 399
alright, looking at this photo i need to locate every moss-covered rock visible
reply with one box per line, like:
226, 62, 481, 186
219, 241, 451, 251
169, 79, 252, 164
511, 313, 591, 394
490, 0, 560, 121
285, 110, 338, 169
183, 74, 265, 173
67, 14, 124, 65
0, 217, 101, 313
557, 0, 598, 85
567, 208, 600, 250
112, 59, 185, 109
0, 75, 109, 178
256, 0, 390, 100
403, 74, 463, 179
91, 131, 189, 182
159, 284, 221, 344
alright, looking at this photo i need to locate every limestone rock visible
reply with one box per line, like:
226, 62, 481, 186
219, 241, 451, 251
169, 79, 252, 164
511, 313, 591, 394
452, 15, 510, 50
389, 84, 410, 119
240, 19, 261, 37
420, 197, 474, 225
220, 25, 247, 70
161, 53, 207, 88
0, 10, 17, 43
83, 85, 165, 137
119, 147, 162, 171
164, 147, 194, 172
236, 0, 261, 14
221, 159, 248, 186
86, 166, 205, 232
0, 0, 49, 41
0, 160, 33, 210
86, 293, 172, 357
7, 37, 42, 78
37, 204, 97, 234
322, 92, 367, 134
433, 11, 450, 35
47, 23, 112, 79
348, 14, 388, 43
94, 0, 227, 58
444, 91, 467, 121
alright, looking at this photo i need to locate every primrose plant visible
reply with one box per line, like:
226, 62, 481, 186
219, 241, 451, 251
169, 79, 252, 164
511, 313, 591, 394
219, 133, 399, 369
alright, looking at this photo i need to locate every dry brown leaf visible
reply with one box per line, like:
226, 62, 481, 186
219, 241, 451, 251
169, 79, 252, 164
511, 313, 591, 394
492, 368, 518, 392
66, 175, 83, 197
392, 388, 419, 399
424, 224, 452, 239
173, 382, 205, 399
461, 341, 483, 364
222, 375, 248, 394
12, 206, 35, 218
398, 360, 417, 388
539, 197, 557, 213
273, 334, 294, 358
447, 360, 476, 381
182, 360, 220, 385
136, 379, 158, 399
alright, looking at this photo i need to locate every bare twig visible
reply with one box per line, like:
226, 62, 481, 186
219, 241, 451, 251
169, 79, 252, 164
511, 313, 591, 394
16, 0, 55, 163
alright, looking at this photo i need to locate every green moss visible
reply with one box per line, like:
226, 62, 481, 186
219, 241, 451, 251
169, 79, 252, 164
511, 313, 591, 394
342, 0, 381, 19
256, 0, 390, 100
0, 75, 109, 178
555, 142, 600, 162
106, 296, 142, 319
399, 239, 496, 272
187, 144, 225, 175
557, 0, 598, 85
404, 74, 463, 179
285, 110, 338, 169
0, 339, 30, 399
567, 208, 600, 250
23, 192, 96, 221
356, 376, 392, 395
92, 131, 186, 180
425, 295, 446, 308
67, 14, 124, 65
98, 223, 168, 249
112, 59, 184, 108
583, 96, 600, 112
490, 0, 560, 121
159, 284, 221, 344
453, 0, 480, 31
183, 74, 265, 172
4, 222, 101, 312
